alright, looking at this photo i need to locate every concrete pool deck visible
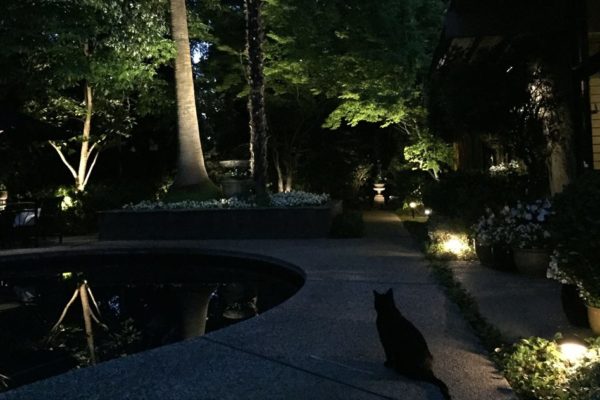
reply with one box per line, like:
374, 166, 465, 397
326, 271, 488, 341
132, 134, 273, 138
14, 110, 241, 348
0, 211, 513, 400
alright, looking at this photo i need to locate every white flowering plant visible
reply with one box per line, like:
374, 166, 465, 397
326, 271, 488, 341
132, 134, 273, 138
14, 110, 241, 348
269, 191, 329, 207
124, 191, 330, 211
472, 206, 513, 247
546, 250, 576, 285
506, 199, 552, 249
488, 160, 527, 176
472, 208, 497, 247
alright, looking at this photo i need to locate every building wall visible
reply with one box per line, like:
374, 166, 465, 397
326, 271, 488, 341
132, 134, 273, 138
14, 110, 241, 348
591, 74, 600, 169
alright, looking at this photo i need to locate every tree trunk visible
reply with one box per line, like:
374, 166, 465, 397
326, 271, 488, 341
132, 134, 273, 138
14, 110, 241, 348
529, 63, 576, 195
545, 109, 576, 195
77, 82, 93, 191
178, 286, 215, 339
169, 0, 217, 193
79, 282, 96, 365
245, 0, 269, 202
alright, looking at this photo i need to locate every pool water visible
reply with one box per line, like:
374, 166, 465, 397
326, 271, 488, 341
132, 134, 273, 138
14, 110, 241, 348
0, 250, 303, 391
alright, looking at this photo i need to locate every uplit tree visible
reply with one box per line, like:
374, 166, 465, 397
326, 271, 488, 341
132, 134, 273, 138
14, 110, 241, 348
244, 0, 269, 201
0, 0, 175, 192
169, 0, 221, 198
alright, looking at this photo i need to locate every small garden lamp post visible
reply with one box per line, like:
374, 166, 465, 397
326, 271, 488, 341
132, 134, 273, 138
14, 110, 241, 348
424, 208, 432, 217
409, 201, 417, 218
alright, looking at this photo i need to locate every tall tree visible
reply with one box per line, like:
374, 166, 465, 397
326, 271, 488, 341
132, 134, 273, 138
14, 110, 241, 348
169, 0, 220, 198
265, 0, 444, 129
0, 0, 175, 192
244, 0, 269, 200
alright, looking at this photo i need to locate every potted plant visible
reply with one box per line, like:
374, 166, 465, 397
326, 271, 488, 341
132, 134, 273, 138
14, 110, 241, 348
547, 250, 589, 327
472, 208, 495, 266
472, 206, 515, 270
548, 172, 600, 332
507, 199, 552, 276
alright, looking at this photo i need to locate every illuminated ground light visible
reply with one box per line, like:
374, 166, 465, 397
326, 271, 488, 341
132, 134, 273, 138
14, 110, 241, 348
559, 341, 588, 363
424, 208, 432, 216
442, 235, 470, 256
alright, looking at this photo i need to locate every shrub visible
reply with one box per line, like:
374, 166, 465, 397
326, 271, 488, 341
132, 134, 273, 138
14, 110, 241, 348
549, 172, 600, 306
426, 215, 475, 260
502, 335, 600, 400
422, 172, 544, 225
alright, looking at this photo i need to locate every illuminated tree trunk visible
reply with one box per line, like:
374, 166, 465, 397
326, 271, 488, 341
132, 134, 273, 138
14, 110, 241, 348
529, 64, 576, 195
79, 282, 96, 365
245, 0, 269, 202
49, 79, 100, 192
169, 0, 218, 193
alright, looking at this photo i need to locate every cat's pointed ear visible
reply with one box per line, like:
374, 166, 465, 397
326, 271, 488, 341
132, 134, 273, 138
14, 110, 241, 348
385, 288, 393, 296
373, 290, 380, 296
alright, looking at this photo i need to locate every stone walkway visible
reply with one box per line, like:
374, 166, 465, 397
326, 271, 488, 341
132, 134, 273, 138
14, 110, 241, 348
0, 211, 513, 400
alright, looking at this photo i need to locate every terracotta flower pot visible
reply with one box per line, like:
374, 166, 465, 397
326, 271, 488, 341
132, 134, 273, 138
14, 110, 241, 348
560, 284, 589, 328
491, 245, 515, 271
475, 243, 493, 266
587, 304, 600, 335
512, 248, 550, 277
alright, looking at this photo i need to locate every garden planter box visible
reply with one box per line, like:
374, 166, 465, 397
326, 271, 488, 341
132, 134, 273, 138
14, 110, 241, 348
98, 204, 339, 240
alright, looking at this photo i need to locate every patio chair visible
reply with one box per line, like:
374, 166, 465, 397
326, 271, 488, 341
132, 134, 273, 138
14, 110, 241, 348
3, 201, 39, 247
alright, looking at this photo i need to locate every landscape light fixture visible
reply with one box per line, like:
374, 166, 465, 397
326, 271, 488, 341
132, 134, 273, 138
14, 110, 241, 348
409, 201, 417, 218
558, 337, 588, 364
442, 235, 470, 256
424, 208, 432, 216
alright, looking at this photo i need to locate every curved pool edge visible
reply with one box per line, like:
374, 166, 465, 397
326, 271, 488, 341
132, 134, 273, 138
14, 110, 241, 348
0, 245, 308, 396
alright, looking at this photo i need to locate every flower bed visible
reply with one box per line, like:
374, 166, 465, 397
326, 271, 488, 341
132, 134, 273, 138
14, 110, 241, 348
100, 192, 338, 240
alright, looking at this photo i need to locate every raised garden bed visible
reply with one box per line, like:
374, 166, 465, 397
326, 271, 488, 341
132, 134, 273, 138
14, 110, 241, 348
98, 203, 339, 240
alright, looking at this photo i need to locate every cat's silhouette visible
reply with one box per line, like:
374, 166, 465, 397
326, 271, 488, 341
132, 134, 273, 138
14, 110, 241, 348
374, 288, 451, 399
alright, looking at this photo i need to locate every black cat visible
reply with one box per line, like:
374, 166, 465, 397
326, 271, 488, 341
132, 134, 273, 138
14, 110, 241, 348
374, 288, 451, 399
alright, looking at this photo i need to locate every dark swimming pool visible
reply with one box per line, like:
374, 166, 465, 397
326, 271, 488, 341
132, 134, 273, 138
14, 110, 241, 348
0, 249, 304, 391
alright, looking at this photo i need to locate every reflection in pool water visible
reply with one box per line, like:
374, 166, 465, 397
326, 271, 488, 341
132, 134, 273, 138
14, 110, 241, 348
0, 250, 303, 391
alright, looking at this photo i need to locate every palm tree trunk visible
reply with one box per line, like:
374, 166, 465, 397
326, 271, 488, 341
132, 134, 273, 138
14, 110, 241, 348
169, 0, 218, 195
245, 0, 269, 202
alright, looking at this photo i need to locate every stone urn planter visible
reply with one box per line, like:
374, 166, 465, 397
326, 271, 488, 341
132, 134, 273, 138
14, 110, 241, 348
219, 160, 252, 198
512, 248, 550, 277
0, 190, 7, 210
587, 305, 600, 335
560, 284, 589, 328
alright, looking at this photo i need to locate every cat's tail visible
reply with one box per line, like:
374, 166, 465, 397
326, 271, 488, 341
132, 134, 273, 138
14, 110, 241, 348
428, 375, 451, 400
409, 371, 451, 400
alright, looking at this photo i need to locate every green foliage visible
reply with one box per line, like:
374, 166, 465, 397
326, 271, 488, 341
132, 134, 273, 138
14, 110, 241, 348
0, 0, 175, 189
502, 335, 600, 400
403, 130, 454, 179
59, 181, 163, 233
330, 211, 364, 238
549, 172, 600, 305
426, 216, 475, 260
264, 0, 444, 129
